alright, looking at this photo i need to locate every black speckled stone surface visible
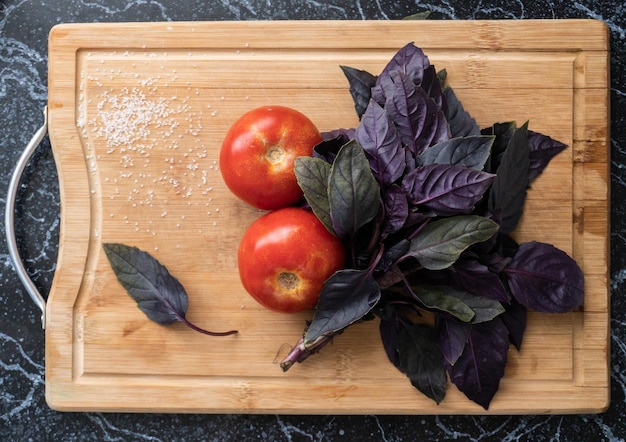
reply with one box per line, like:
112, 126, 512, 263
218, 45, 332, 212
1, 1, 624, 440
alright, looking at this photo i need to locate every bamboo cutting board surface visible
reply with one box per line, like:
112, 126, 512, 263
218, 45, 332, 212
46, 20, 610, 414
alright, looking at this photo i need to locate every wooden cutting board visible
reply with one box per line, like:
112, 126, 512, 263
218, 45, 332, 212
46, 20, 610, 414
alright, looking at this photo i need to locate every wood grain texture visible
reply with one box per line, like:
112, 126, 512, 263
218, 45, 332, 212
45, 20, 610, 414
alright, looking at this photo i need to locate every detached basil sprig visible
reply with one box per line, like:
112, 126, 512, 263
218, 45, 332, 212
103, 243, 237, 337
282, 42, 583, 410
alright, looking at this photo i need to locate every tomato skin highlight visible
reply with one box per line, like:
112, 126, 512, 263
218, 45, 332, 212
238, 207, 345, 313
219, 105, 322, 210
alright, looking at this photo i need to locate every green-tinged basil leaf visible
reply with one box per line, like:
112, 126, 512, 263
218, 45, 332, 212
408, 216, 499, 270
294, 156, 334, 235
437, 68, 448, 85
451, 289, 506, 323
340, 65, 377, 119
413, 285, 505, 323
416, 136, 495, 170
304, 269, 381, 346
328, 140, 381, 238
411, 285, 476, 322
103, 243, 237, 336
443, 86, 481, 138
397, 323, 447, 404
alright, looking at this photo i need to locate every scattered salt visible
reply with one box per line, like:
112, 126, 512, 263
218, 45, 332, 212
82, 65, 225, 240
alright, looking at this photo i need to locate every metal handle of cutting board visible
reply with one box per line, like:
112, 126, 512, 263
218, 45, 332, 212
5, 106, 48, 329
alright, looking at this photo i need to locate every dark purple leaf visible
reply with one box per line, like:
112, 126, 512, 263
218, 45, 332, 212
378, 304, 401, 368
446, 318, 510, 410
378, 238, 410, 273
488, 122, 530, 233
321, 128, 355, 143
527, 130, 568, 182
376, 264, 406, 291
436, 315, 468, 366
444, 86, 481, 137
500, 297, 527, 350
504, 241, 584, 313
340, 65, 377, 119
403, 164, 495, 215
404, 210, 434, 229
481, 121, 516, 175
102, 243, 237, 336
417, 136, 494, 170
328, 141, 381, 238
382, 185, 409, 238
313, 135, 344, 164
421, 65, 447, 112
451, 257, 510, 303
356, 99, 406, 187
304, 269, 381, 345
397, 323, 447, 404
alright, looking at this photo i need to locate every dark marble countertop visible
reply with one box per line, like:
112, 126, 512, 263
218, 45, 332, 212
1, 1, 624, 440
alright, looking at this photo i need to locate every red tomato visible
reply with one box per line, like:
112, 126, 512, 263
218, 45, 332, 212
238, 207, 345, 313
219, 105, 322, 210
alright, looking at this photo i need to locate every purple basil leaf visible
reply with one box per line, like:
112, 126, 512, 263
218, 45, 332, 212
487, 122, 530, 233
384, 72, 426, 154
407, 215, 499, 271
403, 164, 495, 215
500, 297, 527, 350
451, 257, 510, 303
383, 71, 450, 156
421, 65, 447, 112
527, 130, 568, 182
355, 99, 406, 187
382, 184, 409, 238
374, 42, 431, 103
378, 304, 401, 368
444, 86, 481, 137
328, 140, 381, 238
417, 136, 494, 170
102, 243, 237, 336
340, 65, 377, 119
446, 318, 510, 410
397, 323, 447, 404
416, 96, 451, 154
103, 243, 188, 324
436, 315, 468, 366
504, 241, 584, 313
304, 269, 381, 345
